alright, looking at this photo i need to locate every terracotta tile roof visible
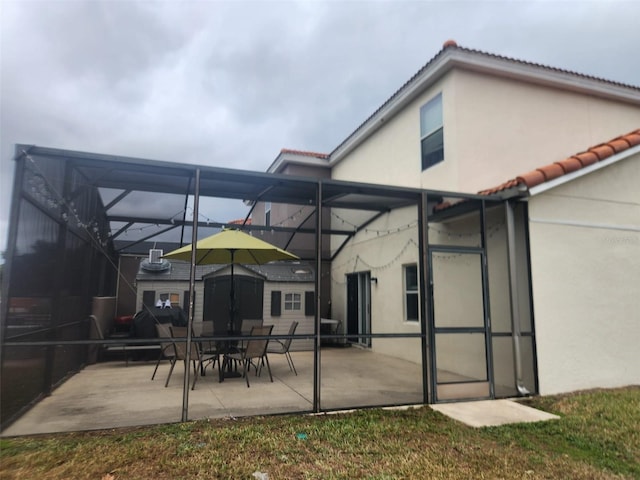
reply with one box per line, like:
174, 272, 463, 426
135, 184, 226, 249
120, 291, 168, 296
280, 149, 329, 159
478, 129, 640, 195
227, 218, 251, 225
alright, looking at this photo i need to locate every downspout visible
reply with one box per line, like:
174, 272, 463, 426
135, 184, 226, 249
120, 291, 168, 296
505, 200, 530, 396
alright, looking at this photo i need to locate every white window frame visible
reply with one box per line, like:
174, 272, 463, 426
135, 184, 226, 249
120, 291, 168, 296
404, 264, 419, 322
420, 92, 444, 171
284, 292, 301, 311
265, 201, 271, 227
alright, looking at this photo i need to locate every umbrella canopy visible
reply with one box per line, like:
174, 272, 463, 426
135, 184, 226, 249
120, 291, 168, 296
162, 228, 299, 265
163, 229, 300, 334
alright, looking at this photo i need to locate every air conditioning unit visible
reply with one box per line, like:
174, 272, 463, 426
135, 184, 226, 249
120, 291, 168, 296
149, 249, 163, 264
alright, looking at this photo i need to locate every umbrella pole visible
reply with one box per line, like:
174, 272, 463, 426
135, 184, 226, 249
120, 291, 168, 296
229, 249, 236, 334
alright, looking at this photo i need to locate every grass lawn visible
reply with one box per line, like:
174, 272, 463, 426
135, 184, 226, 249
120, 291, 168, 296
1, 386, 638, 479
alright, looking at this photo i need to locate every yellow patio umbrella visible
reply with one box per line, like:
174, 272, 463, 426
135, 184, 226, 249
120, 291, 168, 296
163, 228, 299, 332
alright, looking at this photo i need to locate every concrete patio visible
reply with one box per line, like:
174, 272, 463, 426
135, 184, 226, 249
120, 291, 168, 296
2, 346, 425, 436
2, 345, 558, 436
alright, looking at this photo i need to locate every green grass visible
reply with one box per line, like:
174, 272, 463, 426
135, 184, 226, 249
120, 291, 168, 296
1, 386, 638, 479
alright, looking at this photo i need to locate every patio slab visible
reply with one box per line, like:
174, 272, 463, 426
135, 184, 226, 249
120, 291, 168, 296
1, 347, 424, 436
2, 347, 556, 436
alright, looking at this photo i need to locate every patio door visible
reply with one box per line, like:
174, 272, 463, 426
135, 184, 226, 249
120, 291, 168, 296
429, 249, 493, 401
346, 272, 371, 347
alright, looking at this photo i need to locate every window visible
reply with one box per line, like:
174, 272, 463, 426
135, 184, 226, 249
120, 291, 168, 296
265, 201, 271, 227
284, 293, 301, 311
420, 93, 443, 170
404, 265, 419, 321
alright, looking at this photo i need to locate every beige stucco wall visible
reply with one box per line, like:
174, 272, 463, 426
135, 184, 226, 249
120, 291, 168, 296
528, 153, 640, 395
331, 68, 640, 195
330, 200, 535, 396
330, 206, 423, 363
450, 70, 640, 193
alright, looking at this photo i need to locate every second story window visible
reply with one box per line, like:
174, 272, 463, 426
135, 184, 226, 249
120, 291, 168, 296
420, 93, 444, 170
265, 201, 271, 227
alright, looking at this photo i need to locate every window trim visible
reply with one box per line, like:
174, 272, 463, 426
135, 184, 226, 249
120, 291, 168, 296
265, 201, 271, 227
404, 264, 419, 322
284, 292, 302, 311
420, 92, 444, 171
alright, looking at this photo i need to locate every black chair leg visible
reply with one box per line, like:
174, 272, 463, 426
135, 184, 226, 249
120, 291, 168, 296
286, 351, 297, 375
165, 360, 176, 387
151, 351, 164, 380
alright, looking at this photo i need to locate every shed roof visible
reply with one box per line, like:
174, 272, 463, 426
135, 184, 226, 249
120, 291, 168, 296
137, 260, 315, 283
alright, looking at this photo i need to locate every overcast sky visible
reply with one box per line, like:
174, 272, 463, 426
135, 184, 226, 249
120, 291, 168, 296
1, 0, 639, 254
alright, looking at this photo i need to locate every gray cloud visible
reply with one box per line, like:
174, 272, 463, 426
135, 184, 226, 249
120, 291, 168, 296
1, 0, 639, 253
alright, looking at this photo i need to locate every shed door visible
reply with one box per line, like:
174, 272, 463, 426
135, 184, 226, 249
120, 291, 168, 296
203, 275, 264, 333
429, 249, 493, 401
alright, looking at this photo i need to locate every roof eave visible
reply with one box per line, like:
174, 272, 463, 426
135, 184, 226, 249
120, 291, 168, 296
329, 49, 453, 166
267, 151, 330, 174
528, 143, 640, 197
329, 48, 640, 167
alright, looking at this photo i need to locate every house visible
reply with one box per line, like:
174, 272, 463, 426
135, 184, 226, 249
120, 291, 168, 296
2, 40, 638, 431
135, 258, 316, 350
258, 41, 640, 398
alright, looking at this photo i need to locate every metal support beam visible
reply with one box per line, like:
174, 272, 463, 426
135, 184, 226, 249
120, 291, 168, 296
182, 168, 200, 422
313, 181, 323, 413
417, 192, 431, 403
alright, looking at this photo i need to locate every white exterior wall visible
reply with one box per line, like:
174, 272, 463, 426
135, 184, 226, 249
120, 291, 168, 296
263, 281, 314, 351
328, 62, 639, 396
331, 68, 640, 194
331, 78, 447, 188
331, 206, 423, 363
528, 153, 640, 395
450, 70, 640, 193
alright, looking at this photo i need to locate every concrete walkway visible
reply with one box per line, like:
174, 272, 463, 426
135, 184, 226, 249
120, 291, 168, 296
431, 399, 559, 427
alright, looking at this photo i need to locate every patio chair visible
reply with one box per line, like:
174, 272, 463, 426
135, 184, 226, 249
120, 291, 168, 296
197, 321, 221, 376
239, 318, 263, 350
225, 325, 273, 387
151, 323, 177, 380
266, 321, 298, 375
165, 326, 213, 390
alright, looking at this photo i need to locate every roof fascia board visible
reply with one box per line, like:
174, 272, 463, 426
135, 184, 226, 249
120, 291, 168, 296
267, 152, 330, 174
330, 52, 451, 166
528, 144, 640, 197
451, 52, 640, 105
329, 49, 640, 167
